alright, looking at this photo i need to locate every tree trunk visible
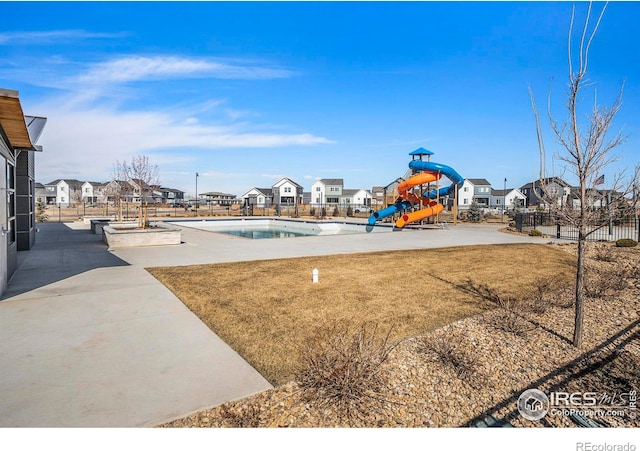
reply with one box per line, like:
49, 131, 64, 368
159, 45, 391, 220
573, 228, 585, 348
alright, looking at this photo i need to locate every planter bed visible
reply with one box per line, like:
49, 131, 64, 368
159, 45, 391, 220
102, 222, 181, 249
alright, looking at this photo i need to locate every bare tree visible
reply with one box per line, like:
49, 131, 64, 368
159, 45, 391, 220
108, 160, 127, 222
529, 2, 640, 348
122, 155, 160, 228
113, 155, 160, 228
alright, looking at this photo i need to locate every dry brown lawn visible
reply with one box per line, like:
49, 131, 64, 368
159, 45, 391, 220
147, 243, 576, 385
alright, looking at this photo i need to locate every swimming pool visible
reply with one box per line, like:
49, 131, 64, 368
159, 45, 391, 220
168, 218, 393, 239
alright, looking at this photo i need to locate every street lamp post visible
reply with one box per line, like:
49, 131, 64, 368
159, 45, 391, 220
195, 172, 199, 216
502, 178, 507, 223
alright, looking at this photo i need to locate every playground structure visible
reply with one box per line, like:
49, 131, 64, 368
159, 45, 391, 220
368, 148, 464, 228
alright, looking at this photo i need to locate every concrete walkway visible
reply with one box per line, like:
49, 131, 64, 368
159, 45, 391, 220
0, 219, 552, 427
0, 222, 272, 427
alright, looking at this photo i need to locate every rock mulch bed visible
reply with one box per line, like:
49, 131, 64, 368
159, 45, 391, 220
160, 242, 639, 428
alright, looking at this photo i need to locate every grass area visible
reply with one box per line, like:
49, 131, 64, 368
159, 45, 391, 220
147, 243, 576, 385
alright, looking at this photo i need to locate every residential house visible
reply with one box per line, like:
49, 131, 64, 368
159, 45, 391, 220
371, 186, 385, 207
520, 177, 571, 209
35, 182, 46, 205
467, 178, 492, 207
199, 191, 235, 206
44, 179, 84, 206
241, 187, 273, 207
457, 179, 475, 209
311, 179, 343, 206
155, 187, 185, 205
126, 178, 158, 203
80, 181, 105, 204
272, 177, 303, 205
0, 88, 46, 295
490, 188, 527, 211
342, 189, 373, 209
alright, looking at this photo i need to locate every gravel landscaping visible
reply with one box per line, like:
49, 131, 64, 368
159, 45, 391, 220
160, 242, 639, 428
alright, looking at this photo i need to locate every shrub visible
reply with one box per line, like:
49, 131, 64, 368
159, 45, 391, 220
219, 403, 262, 428
332, 206, 339, 216
486, 296, 533, 337
309, 207, 316, 217
529, 229, 543, 237
585, 266, 628, 298
522, 278, 552, 314
418, 326, 478, 382
296, 321, 398, 423
593, 244, 616, 262
616, 238, 638, 248
346, 207, 353, 217
467, 201, 482, 222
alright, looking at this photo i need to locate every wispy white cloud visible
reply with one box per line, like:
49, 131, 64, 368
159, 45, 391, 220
74, 56, 294, 85
260, 174, 287, 180
0, 30, 128, 45
34, 102, 332, 184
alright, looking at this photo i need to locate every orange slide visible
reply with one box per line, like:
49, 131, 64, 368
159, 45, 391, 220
394, 172, 444, 228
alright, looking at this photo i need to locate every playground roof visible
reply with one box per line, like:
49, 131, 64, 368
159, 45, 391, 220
409, 147, 434, 156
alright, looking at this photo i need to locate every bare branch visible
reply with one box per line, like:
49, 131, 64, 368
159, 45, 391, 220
583, 2, 609, 73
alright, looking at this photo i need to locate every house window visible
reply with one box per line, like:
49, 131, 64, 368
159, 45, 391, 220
463, 187, 469, 192
7, 192, 14, 217
85, 188, 90, 193
61, 197, 66, 203
284, 187, 291, 193
60, 186, 65, 192
315, 187, 320, 191
326, 197, 339, 203
464, 199, 469, 204
315, 197, 320, 203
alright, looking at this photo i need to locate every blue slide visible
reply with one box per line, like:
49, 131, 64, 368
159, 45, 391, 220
407, 160, 465, 199
367, 201, 412, 225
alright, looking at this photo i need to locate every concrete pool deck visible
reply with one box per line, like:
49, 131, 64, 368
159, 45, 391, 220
0, 218, 555, 427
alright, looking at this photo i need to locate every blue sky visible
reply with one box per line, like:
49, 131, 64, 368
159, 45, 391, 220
1, 1, 639, 197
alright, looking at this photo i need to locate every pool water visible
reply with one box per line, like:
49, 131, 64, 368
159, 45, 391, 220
169, 218, 394, 239
219, 227, 312, 239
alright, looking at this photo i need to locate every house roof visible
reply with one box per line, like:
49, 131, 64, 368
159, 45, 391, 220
157, 186, 185, 194
242, 187, 273, 197
319, 178, 344, 186
45, 179, 85, 188
491, 188, 525, 197
384, 177, 404, 190
520, 177, 570, 190
0, 89, 36, 150
467, 178, 491, 186
273, 177, 303, 189
200, 191, 236, 197
342, 188, 371, 196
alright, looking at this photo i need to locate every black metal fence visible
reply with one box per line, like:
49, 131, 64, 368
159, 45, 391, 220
515, 212, 640, 242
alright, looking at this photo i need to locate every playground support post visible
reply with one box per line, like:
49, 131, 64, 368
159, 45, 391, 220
453, 183, 458, 226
